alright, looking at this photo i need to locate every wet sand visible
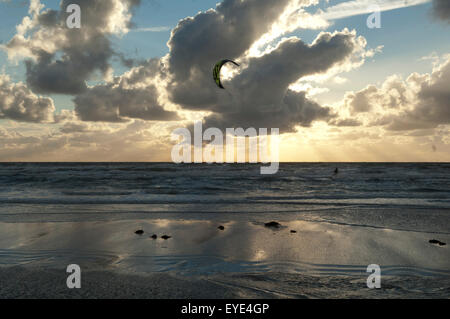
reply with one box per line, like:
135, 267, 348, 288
2, 266, 450, 299
0, 218, 449, 298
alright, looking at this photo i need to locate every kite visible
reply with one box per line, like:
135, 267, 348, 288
213, 59, 239, 89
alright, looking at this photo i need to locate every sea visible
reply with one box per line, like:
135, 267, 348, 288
0, 162, 448, 232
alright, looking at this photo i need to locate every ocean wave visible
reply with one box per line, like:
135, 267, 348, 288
0, 163, 449, 209
61, 191, 135, 196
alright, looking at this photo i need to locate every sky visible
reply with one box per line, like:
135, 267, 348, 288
0, 0, 449, 162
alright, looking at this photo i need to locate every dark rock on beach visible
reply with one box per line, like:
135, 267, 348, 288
150, 234, 157, 239
429, 239, 446, 246
264, 221, 282, 229
135, 230, 144, 235
161, 235, 171, 240
290, 230, 297, 233
218, 226, 225, 230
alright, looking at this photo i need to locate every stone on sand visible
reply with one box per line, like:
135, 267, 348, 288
264, 221, 281, 229
429, 239, 446, 246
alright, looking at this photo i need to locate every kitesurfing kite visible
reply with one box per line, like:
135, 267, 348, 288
213, 59, 239, 89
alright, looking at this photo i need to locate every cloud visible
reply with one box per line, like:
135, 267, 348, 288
0, 75, 55, 123
343, 75, 409, 114
328, 118, 362, 127
73, 59, 180, 122
1, 0, 449, 162
72, 0, 338, 126
74, 83, 179, 122
1, 0, 372, 131
344, 85, 378, 113
71, 0, 287, 123
0, 120, 175, 161
200, 30, 364, 132
166, 0, 297, 108
312, 0, 449, 25
3, 0, 141, 95
338, 55, 450, 132
391, 57, 450, 130
70, 0, 369, 130
161, 0, 368, 132
317, 0, 430, 21
59, 122, 92, 134
432, 0, 450, 22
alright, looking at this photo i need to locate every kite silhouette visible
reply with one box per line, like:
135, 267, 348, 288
213, 59, 239, 89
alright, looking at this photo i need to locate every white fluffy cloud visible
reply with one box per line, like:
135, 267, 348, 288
0, 75, 55, 123
338, 55, 450, 132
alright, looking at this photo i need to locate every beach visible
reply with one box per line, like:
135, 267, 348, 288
0, 217, 449, 298
0, 163, 449, 298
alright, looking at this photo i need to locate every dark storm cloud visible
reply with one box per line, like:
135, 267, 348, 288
1, 0, 179, 124
5, 0, 141, 95
167, 0, 296, 108
72, 0, 362, 128
25, 37, 113, 95
200, 30, 359, 132
73, 0, 312, 123
74, 83, 179, 122
203, 90, 333, 133
3, 0, 364, 127
73, 58, 179, 122
432, 0, 450, 22
158, 0, 364, 132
